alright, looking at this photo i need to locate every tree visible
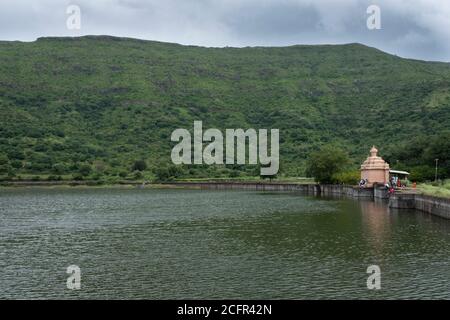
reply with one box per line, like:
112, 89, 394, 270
230, 170, 241, 178
10, 160, 22, 169
132, 159, 147, 171
0, 154, 9, 166
154, 167, 170, 182
386, 132, 450, 181
306, 145, 350, 184
93, 160, 106, 173
118, 171, 128, 178
7, 148, 24, 160
78, 164, 92, 177
409, 165, 436, 182
52, 163, 67, 174
0, 154, 12, 175
133, 171, 143, 180
154, 165, 183, 182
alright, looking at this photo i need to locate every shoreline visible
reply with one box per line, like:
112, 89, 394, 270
0, 179, 313, 188
2, 180, 449, 220
0, 178, 449, 197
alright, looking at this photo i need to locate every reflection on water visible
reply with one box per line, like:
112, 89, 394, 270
0, 188, 449, 299
360, 200, 392, 256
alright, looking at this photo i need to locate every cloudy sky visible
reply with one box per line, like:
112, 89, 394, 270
1, 0, 449, 62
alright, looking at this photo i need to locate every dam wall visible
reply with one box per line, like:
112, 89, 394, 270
168, 182, 319, 194
389, 193, 450, 220
166, 182, 450, 220
167, 182, 375, 198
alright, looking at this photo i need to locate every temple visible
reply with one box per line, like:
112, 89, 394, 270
360, 146, 390, 187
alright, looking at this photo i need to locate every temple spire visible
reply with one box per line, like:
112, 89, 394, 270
370, 146, 378, 157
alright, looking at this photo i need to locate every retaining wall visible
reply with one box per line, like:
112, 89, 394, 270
168, 182, 319, 194
167, 182, 374, 198
167, 182, 450, 220
389, 193, 450, 219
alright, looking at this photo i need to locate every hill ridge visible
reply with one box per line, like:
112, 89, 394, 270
0, 36, 449, 180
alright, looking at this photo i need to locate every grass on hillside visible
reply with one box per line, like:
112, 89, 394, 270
418, 180, 450, 198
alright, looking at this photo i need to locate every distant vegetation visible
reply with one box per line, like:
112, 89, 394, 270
383, 133, 450, 182
0, 36, 449, 183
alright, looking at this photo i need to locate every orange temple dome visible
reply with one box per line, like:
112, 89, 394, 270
360, 146, 390, 186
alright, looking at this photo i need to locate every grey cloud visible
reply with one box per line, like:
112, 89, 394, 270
222, 3, 320, 41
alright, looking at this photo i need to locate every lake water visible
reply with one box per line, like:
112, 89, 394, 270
0, 188, 449, 299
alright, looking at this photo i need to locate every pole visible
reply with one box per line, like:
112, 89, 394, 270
434, 159, 439, 182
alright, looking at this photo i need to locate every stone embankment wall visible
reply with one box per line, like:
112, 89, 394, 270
172, 182, 318, 193
167, 182, 450, 220
169, 182, 370, 197
389, 193, 450, 219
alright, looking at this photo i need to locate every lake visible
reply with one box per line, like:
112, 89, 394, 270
0, 187, 449, 299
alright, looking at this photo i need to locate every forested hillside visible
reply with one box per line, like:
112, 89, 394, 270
0, 36, 449, 181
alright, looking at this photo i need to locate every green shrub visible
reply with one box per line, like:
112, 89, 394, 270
47, 175, 62, 181
0, 164, 12, 175
154, 165, 184, 182
133, 171, 143, 180
230, 170, 241, 178
132, 160, 147, 171
72, 173, 84, 181
332, 170, 360, 185
118, 171, 128, 178
0, 154, 9, 165
78, 164, 92, 176
52, 163, 67, 174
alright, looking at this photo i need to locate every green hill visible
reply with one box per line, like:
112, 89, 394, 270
0, 36, 449, 181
